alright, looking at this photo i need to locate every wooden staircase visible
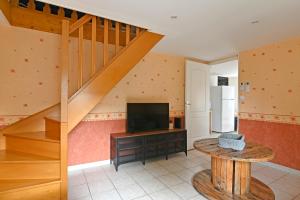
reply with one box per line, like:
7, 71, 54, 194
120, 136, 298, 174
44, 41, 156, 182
0, 0, 163, 199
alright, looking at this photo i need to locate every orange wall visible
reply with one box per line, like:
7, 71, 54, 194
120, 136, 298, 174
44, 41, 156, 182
239, 36, 300, 170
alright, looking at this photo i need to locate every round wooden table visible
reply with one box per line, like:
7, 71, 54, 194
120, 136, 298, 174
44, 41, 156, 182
192, 138, 275, 200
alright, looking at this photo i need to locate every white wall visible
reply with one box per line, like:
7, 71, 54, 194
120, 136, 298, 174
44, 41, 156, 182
228, 77, 238, 114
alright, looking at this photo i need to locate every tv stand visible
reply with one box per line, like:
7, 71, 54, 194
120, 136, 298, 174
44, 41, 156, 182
110, 129, 187, 171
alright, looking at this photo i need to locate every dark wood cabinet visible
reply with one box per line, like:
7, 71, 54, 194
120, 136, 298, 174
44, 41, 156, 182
110, 129, 187, 171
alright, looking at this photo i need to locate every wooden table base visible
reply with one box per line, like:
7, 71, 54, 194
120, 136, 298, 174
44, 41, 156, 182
192, 169, 275, 200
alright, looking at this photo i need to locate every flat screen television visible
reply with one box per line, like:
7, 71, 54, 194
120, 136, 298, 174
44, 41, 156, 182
127, 103, 169, 133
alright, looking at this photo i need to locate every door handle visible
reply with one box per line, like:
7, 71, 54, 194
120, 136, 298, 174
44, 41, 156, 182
185, 101, 191, 106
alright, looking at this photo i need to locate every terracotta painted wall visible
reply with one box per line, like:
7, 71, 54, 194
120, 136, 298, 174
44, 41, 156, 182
0, 24, 185, 165
239, 36, 300, 170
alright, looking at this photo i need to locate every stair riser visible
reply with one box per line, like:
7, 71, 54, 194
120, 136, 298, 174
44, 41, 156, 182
6, 137, 60, 159
0, 162, 60, 180
45, 118, 60, 140
0, 181, 60, 200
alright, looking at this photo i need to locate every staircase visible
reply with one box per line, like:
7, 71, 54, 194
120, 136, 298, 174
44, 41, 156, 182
0, 1, 163, 199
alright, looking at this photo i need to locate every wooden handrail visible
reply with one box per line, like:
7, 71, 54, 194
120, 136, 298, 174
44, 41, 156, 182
69, 14, 92, 34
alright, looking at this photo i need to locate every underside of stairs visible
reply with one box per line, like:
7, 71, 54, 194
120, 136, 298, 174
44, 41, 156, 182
0, 0, 163, 199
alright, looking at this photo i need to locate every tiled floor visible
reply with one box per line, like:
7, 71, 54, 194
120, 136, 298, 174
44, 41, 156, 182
68, 150, 300, 200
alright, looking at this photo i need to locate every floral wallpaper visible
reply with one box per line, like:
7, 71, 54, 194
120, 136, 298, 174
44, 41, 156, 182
0, 24, 185, 127
239, 36, 300, 125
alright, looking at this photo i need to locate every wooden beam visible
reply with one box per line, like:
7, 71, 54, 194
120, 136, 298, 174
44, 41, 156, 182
115, 22, 120, 54
78, 26, 84, 88
43, 4, 51, 14
27, 0, 35, 10
69, 14, 92, 34
103, 19, 109, 66
60, 20, 70, 200
125, 24, 130, 45
91, 16, 96, 75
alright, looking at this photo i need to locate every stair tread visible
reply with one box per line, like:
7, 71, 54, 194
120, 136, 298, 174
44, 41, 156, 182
0, 150, 59, 163
4, 131, 60, 143
0, 179, 60, 193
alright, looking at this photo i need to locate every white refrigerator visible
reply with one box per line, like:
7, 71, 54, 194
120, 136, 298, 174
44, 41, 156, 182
211, 86, 235, 133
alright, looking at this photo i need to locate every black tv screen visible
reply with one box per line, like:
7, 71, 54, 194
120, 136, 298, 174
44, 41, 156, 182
127, 103, 169, 132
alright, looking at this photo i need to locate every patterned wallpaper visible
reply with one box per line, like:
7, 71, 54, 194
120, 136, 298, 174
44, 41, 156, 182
0, 24, 185, 126
85, 52, 185, 121
239, 36, 300, 124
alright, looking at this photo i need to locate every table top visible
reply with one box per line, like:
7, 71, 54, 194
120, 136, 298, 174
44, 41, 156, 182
194, 138, 274, 162
111, 128, 186, 139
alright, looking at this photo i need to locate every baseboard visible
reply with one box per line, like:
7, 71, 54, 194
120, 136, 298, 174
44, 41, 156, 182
68, 160, 110, 171
261, 162, 300, 175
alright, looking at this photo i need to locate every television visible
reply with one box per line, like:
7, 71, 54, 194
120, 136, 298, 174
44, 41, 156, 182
127, 103, 169, 132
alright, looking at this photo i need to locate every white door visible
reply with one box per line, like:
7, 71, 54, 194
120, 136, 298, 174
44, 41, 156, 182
185, 60, 210, 150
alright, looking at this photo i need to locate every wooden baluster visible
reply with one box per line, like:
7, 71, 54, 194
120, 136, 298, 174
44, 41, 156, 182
103, 19, 109, 66
44, 4, 51, 14
78, 26, 84, 89
11, 0, 19, 7
125, 24, 130, 45
61, 19, 70, 200
71, 10, 77, 21
27, 0, 35, 9
58, 7, 64, 18
136, 27, 140, 37
115, 22, 120, 55
91, 16, 97, 75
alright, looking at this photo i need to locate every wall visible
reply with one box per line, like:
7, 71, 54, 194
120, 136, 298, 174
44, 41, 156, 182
239, 36, 300, 170
0, 24, 185, 165
68, 52, 185, 165
228, 77, 238, 113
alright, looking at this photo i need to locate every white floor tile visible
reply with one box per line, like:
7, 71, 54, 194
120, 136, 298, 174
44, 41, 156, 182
170, 182, 199, 199
137, 177, 166, 194
270, 180, 300, 197
188, 194, 208, 200
68, 170, 86, 186
131, 170, 154, 182
162, 163, 185, 173
158, 174, 183, 187
68, 152, 300, 200
91, 189, 122, 200
147, 166, 169, 177
257, 166, 287, 180
68, 184, 90, 200
175, 169, 196, 183
88, 178, 115, 195
84, 169, 108, 183
110, 174, 136, 188
133, 195, 152, 200
117, 183, 146, 200
149, 188, 181, 200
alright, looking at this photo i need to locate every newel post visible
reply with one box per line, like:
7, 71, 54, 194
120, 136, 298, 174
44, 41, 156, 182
60, 19, 69, 200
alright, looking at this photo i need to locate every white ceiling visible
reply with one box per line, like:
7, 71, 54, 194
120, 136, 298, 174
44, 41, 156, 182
42, 0, 300, 61
210, 60, 238, 77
